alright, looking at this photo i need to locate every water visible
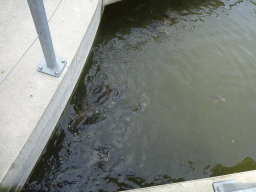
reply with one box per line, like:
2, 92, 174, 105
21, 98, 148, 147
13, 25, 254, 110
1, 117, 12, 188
23, 0, 256, 191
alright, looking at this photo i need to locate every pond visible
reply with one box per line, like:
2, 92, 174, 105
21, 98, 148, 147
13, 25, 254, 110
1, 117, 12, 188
23, 0, 256, 191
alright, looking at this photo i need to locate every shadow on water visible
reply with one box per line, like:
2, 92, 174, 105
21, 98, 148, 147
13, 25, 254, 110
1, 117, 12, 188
22, 0, 256, 191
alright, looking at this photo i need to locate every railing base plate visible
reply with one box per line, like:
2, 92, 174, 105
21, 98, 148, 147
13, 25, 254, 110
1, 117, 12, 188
37, 57, 67, 77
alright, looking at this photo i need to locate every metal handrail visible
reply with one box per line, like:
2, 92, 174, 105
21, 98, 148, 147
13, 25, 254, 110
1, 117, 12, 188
27, 0, 66, 77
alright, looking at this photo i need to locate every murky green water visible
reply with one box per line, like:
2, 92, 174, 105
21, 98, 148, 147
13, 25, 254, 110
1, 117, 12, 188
23, 0, 256, 191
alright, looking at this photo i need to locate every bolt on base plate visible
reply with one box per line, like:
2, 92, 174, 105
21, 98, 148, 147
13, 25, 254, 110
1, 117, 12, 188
37, 57, 67, 77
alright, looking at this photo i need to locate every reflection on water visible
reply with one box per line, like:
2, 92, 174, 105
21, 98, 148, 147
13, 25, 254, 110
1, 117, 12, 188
23, 0, 256, 191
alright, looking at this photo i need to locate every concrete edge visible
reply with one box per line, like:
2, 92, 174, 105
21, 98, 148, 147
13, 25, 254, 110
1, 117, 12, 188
125, 170, 256, 192
103, 0, 122, 6
0, 0, 102, 191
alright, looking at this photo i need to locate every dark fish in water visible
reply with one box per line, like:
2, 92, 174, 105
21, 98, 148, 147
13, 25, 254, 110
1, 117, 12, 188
94, 89, 113, 105
150, 20, 158, 31
94, 143, 112, 162
92, 84, 103, 96
112, 83, 127, 102
149, 20, 168, 37
210, 95, 225, 103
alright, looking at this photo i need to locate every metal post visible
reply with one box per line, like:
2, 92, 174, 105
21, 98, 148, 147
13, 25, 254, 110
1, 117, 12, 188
27, 0, 66, 77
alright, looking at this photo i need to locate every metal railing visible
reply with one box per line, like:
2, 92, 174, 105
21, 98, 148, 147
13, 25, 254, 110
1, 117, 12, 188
27, 0, 66, 77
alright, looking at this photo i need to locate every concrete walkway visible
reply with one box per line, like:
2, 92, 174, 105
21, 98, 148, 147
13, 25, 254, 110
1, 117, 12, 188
1, 0, 256, 192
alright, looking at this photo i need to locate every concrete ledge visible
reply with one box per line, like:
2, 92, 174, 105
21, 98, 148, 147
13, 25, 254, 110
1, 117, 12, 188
125, 170, 256, 192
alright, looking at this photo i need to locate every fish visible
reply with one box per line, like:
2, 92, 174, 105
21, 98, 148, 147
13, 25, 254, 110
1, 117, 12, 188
112, 83, 127, 102
149, 20, 168, 37
210, 95, 225, 103
92, 84, 103, 96
94, 88, 113, 105
150, 20, 159, 31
